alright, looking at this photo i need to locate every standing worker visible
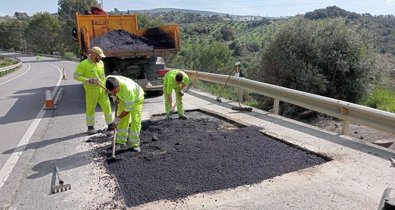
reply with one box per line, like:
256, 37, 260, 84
105, 76, 144, 152
73, 46, 114, 135
163, 69, 190, 120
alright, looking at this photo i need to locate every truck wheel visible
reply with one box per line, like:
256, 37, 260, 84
156, 90, 164, 95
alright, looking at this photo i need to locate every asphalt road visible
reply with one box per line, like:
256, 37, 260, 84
0, 53, 63, 185
0, 53, 114, 209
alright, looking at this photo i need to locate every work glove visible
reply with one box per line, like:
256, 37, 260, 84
92, 78, 100, 84
113, 117, 121, 126
111, 95, 118, 103
86, 78, 99, 85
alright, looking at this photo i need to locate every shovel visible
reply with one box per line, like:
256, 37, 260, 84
216, 74, 232, 103
107, 102, 122, 163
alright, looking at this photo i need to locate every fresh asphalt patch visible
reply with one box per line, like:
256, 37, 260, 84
89, 111, 328, 207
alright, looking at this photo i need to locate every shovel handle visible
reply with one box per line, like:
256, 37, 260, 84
112, 102, 118, 158
97, 82, 110, 94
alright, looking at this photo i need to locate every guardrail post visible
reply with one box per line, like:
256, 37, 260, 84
342, 120, 350, 135
273, 98, 280, 114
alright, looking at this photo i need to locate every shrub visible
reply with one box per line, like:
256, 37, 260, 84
361, 87, 395, 112
259, 18, 382, 103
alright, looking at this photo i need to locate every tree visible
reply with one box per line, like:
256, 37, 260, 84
24, 12, 62, 54
58, 0, 98, 26
220, 26, 234, 41
168, 40, 232, 74
259, 18, 382, 103
0, 19, 26, 51
57, 0, 98, 53
14, 12, 29, 20
137, 13, 165, 29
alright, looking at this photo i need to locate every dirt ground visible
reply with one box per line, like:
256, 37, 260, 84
87, 111, 327, 208
312, 115, 395, 150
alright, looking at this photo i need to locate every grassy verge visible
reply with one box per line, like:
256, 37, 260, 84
193, 80, 239, 101
360, 87, 395, 113
192, 80, 268, 110
0, 57, 17, 68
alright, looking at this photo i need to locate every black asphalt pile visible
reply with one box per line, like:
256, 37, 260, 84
90, 29, 156, 52
101, 111, 327, 207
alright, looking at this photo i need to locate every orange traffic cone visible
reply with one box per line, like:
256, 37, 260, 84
44, 90, 55, 110
62, 68, 68, 80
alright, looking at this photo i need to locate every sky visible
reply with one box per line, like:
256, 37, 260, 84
0, 0, 394, 17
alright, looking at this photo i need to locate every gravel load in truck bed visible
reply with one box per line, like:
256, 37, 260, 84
90, 29, 156, 52
93, 111, 327, 207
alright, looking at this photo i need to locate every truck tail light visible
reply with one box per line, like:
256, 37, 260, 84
158, 69, 169, 76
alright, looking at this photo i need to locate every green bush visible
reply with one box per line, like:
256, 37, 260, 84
361, 87, 395, 113
193, 80, 239, 101
63, 52, 78, 60
257, 18, 382, 103
0, 57, 17, 67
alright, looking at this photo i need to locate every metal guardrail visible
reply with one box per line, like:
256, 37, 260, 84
185, 70, 395, 135
0, 50, 79, 62
0, 58, 22, 75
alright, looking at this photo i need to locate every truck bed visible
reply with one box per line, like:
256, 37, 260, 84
76, 13, 179, 58
104, 48, 178, 58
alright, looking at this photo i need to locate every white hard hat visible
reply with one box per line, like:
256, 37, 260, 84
235, 61, 241, 66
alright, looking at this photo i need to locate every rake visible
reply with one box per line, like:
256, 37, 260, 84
52, 165, 71, 194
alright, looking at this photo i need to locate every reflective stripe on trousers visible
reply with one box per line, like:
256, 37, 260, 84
116, 97, 144, 147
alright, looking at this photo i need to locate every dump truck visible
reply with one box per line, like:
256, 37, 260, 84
74, 9, 179, 94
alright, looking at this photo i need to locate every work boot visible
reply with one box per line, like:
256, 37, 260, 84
87, 126, 97, 135
130, 146, 141, 153
116, 144, 127, 150
106, 143, 126, 151
165, 114, 172, 121
107, 123, 115, 131
179, 115, 188, 120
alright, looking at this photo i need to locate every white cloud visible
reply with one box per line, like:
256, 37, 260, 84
385, 0, 393, 3
0, 11, 12, 16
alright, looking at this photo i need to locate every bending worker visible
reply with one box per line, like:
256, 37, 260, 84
105, 75, 144, 152
74, 46, 114, 134
163, 69, 190, 120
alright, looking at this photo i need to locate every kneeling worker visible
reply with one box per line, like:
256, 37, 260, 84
163, 69, 190, 120
105, 76, 144, 152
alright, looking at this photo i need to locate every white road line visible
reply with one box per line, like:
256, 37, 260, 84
49, 64, 64, 98
0, 64, 62, 189
0, 64, 31, 86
